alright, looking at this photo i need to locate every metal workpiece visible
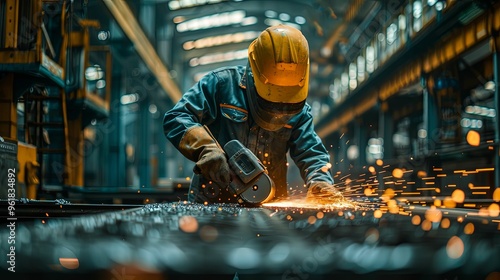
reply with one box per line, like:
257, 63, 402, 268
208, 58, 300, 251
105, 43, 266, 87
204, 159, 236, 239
1, 201, 499, 279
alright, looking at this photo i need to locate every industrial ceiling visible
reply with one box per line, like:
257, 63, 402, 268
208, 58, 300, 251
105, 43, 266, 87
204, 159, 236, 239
87, 0, 378, 108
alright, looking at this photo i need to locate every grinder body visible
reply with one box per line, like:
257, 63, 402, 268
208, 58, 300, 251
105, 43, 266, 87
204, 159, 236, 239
224, 140, 275, 205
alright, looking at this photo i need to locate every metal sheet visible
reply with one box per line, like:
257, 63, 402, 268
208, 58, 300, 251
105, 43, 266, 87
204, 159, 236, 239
1, 201, 499, 279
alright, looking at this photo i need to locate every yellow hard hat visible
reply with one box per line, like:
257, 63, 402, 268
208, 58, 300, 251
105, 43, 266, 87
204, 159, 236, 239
248, 24, 310, 104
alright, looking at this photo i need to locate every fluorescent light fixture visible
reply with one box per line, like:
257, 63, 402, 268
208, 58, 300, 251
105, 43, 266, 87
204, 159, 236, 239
120, 93, 140, 105
168, 0, 226, 11
189, 49, 248, 67
176, 10, 246, 32
264, 19, 301, 30
182, 31, 259, 50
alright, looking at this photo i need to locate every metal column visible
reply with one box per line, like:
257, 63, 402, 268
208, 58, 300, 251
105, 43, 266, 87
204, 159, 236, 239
422, 75, 439, 157
108, 76, 126, 188
493, 35, 500, 189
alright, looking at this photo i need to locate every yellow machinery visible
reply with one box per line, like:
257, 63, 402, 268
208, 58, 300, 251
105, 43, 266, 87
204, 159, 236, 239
0, 0, 111, 199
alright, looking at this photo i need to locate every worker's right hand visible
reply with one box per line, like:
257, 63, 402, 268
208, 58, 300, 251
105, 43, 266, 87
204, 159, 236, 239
194, 143, 231, 184
306, 181, 344, 202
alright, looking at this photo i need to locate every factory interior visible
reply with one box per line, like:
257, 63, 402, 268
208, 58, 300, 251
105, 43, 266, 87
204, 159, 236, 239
1, 0, 500, 279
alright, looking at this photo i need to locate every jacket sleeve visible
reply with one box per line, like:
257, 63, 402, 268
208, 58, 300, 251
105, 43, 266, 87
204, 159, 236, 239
163, 72, 220, 162
288, 105, 334, 186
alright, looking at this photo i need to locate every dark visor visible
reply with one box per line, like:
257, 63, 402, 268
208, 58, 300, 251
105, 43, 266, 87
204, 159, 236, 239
255, 94, 305, 116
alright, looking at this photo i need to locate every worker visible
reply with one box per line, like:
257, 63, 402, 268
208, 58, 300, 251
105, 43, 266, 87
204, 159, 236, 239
163, 24, 342, 204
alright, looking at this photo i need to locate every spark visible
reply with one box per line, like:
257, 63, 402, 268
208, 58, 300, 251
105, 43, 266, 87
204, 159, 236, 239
262, 197, 361, 211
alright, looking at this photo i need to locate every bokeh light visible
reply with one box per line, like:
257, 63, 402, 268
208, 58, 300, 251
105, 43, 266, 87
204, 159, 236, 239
451, 189, 465, 203
411, 215, 421, 225
446, 236, 464, 259
466, 130, 481, 146
425, 206, 442, 223
179, 216, 198, 233
464, 223, 475, 235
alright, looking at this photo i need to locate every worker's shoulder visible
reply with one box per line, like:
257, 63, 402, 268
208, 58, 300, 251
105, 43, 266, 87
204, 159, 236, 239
210, 65, 246, 78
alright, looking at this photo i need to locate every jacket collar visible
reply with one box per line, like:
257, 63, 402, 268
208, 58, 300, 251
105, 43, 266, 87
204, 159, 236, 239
239, 65, 250, 89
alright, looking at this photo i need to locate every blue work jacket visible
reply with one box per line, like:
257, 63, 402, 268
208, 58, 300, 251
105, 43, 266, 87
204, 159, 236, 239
163, 65, 333, 203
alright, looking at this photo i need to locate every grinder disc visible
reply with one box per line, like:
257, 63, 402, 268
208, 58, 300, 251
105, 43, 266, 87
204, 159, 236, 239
239, 173, 275, 205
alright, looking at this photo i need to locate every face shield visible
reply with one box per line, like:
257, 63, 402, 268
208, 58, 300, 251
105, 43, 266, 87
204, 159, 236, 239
246, 24, 309, 131
246, 69, 305, 131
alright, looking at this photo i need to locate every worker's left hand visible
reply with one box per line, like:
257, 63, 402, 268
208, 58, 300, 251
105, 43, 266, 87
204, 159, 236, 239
306, 182, 344, 201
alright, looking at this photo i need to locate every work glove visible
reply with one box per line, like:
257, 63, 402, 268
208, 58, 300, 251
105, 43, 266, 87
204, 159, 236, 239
194, 143, 231, 184
306, 181, 344, 202
178, 125, 231, 185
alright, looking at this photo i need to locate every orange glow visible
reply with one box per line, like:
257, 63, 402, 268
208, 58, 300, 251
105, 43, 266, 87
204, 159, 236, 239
441, 218, 451, 229
321, 163, 332, 173
376, 159, 383, 166
199, 225, 218, 242
421, 220, 432, 231
387, 199, 399, 214
466, 130, 480, 146
316, 211, 324, 219
446, 236, 464, 259
365, 228, 379, 243
476, 167, 494, 172
411, 215, 421, 225
263, 198, 357, 210
383, 188, 395, 199
417, 170, 427, 178
488, 203, 499, 217
179, 216, 199, 233
373, 209, 383, 218
392, 168, 403, 178
486, 272, 500, 280
451, 189, 465, 203
307, 216, 317, 224
493, 188, 500, 202
479, 207, 489, 217
464, 223, 474, 235
434, 199, 442, 207
425, 206, 442, 223
59, 258, 79, 270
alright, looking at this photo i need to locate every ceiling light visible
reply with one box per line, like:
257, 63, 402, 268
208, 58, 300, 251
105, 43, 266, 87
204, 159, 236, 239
279, 13, 290, 21
182, 31, 259, 50
265, 10, 277, 18
97, 30, 110, 41
168, 0, 226, 11
176, 10, 246, 32
189, 49, 248, 67
295, 16, 306, 25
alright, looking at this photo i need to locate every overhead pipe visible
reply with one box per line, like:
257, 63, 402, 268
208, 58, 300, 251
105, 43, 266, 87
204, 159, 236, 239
320, 0, 365, 59
102, 0, 182, 103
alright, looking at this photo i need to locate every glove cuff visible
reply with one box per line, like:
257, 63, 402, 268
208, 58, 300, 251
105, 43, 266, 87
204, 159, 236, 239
178, 125, 217, 161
